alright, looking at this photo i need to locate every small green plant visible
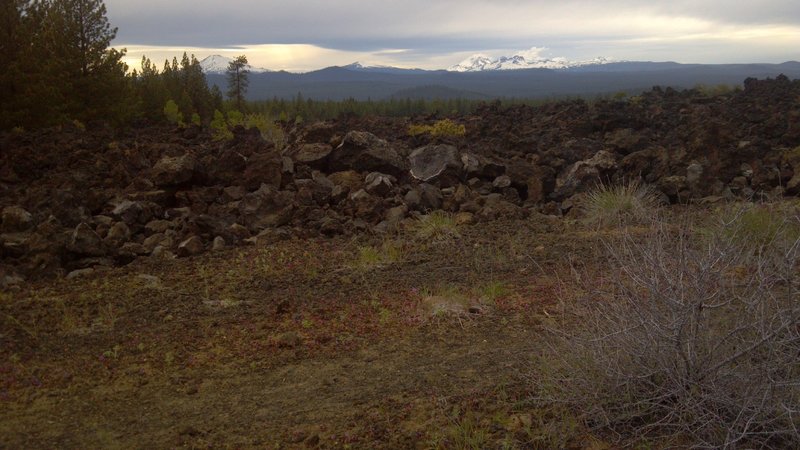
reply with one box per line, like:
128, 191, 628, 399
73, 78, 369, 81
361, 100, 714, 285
478, 280, 508, 303
72, 119, 86, 131
408, 119, 466, 137
353, 239, 404, 271
415, 210, 460, 242
245, 113, 286, 150
582, 180, 661, 228
430, 410, 491, 449
190, 112, 201, 126
163, 99, 184, 126
102, 344, 121, 360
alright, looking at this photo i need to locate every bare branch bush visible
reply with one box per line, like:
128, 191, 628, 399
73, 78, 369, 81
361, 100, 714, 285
533, 205, 800, 448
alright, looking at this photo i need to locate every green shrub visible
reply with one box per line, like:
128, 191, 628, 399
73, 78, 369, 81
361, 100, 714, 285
244, 113, 286, 150
210, 110, 232, 141
163, 100, 184, 126
227, 110, 244, 127
408, 119, 466, 137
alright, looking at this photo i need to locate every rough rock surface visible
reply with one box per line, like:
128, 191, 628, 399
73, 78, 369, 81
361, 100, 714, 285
2, 76, 800, 280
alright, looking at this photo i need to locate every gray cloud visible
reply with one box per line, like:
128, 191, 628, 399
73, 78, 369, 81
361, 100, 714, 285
105, 0, 800, 66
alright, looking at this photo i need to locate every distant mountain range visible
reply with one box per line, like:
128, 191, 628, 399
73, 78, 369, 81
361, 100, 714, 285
199, 55, 270, 74
198, 55, 800, 102
448, 52, 614, 72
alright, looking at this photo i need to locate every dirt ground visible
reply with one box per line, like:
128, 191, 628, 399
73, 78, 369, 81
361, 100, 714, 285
1, 216, 606, 448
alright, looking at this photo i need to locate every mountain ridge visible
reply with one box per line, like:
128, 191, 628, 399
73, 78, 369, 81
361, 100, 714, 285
198, 55, 270, 74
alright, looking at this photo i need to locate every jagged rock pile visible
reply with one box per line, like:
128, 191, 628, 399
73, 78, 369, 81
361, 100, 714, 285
1, 76, 799, 284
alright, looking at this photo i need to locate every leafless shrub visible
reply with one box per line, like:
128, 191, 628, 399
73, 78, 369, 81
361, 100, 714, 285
533, 207, 800, 448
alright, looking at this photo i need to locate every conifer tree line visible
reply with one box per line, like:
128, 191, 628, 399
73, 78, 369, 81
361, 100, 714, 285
0, 0, 226, 130
1, 0, 130, 128
0, 0, 556, 132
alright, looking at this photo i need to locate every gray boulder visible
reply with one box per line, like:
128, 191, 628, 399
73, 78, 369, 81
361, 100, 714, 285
330, 131, 406, 177
409, 145, 462, 186
151, 154, 196, 187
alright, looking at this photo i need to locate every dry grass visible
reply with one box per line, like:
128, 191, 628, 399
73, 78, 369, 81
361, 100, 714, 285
582, 180, 662, 228
414, 211, 461, 242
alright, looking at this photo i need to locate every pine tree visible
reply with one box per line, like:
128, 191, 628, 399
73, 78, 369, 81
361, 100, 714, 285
226, 55, 250, 112
0, 1, 33, 127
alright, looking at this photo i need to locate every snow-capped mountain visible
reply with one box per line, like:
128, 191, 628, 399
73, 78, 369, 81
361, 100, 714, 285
199, 55, 270, 74
342, 62, 428, 74
448, 48, 614, 72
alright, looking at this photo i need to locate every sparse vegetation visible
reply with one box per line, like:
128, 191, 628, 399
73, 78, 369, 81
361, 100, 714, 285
582, 180, 662, 227
414, 211, 461, 242
408, 118, 467, 137
533, 208, 800, 448
163, 99, 184, 126
352, 239, 404, 271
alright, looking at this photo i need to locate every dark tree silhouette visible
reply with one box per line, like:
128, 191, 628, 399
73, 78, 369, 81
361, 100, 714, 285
226, 55, 250, 111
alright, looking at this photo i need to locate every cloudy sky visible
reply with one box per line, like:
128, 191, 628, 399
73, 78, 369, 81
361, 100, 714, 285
105, 0, 800, 72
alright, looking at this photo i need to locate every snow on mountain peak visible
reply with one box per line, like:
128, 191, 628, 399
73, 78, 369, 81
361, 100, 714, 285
448, 48, 614, 72
199, 55, 270, 74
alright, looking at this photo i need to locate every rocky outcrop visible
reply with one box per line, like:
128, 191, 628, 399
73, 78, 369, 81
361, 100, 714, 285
2, 77, 800, 281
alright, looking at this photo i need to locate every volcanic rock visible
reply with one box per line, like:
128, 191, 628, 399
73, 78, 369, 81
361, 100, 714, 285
409, 144, 462, 186
242, 152, 283, 190
330, 131, 406, 177
1, 206, 33, 232
67, 223, 105, 256
177, 235, 204, 257
151, 154, 196, 187
291, 143, 333, 169
365, 172, 395, 197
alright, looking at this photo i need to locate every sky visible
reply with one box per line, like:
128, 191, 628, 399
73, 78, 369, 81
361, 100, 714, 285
105, 0, 800, 72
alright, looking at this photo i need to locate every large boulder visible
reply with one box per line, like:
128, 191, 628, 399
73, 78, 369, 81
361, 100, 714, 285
295, 173, 334, 206
364, 172, 395, 197
405, 183, 443, 212
461, 153, 506, 179
208, 149, 247, 185
177, 235, 204, 257
329, 131, 406, 177
104, 222, 130, 248
297, 121, 337, 144
349, 189, 383, 221
111, 200, 160, 226
151, 154, 196, 187
67, 223, 105, 256
242, 152, 283, 190
290, 143, 333, 170
409, 145, 462, 186
1, 206, 33, 232
238, 184, 295, 230
553, 150, 618, 199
